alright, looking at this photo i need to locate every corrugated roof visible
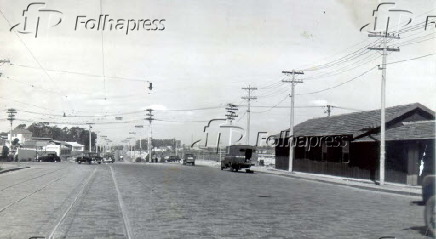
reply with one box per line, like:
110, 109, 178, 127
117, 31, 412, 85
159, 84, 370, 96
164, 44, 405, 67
282, 103, 434, 138
355, 121, 435, 142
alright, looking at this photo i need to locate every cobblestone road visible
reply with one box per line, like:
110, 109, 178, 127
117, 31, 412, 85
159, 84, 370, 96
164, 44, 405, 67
0, 162, 431, 238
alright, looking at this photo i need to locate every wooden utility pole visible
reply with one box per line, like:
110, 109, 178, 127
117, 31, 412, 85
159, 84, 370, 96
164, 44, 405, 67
282, 70, 304, 172
225, 104, 238, 145
145, 109, 154, 162
325, 105, 333, 117
368, 32, 400, 185
242, 85, 257, 145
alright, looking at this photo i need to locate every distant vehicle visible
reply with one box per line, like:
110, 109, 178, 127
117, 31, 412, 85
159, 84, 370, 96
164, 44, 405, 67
221, 145, 255, 173
182, 154, 196, 166
422, 174, 435, 235
102, 156, 115, 163
76, 152, 103, 164
167, 155, 181, 162
38, 154, 60, 162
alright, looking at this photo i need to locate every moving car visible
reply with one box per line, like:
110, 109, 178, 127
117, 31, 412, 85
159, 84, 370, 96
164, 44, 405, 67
182, 154, 196, 166
102, 156, 115, 163
221, 145, 255, 173
38, 153, 61, 162
167, 155, 181, 162
76, 152, 103, 164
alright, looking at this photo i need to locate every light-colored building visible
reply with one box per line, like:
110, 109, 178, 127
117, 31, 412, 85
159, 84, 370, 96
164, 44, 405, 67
67, 142, 85, 152
7, 128, 33, 145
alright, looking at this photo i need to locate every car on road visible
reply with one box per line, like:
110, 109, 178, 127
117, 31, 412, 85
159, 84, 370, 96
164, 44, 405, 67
221, 145, 255, 173
76, 152, 103, 164
182, 154, 196, 166
37, 154, 61, 162
167, 155, 181, 162
102, 156, 115, 163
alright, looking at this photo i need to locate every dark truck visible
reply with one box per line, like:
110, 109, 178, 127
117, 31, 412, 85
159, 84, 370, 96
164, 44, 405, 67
221, 145, 255, 173
76, 152, 103, 164
182, 153, 196, 166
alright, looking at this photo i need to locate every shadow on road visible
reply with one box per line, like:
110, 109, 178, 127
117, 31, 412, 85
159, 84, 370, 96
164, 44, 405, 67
403, 225, 432, 237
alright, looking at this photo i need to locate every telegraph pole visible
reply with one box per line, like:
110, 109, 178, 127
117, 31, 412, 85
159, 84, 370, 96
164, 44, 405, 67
368, 32, 400, 185
242, 85, 257, 145
129, 132, 136, 159
325, 105, 333, 117
6, 109, 17, 144
86, 123, 94, 152
282, 70, 304, 172
135, 125, 144, 160
146, 109, 154, 162
225, 104, 238, 145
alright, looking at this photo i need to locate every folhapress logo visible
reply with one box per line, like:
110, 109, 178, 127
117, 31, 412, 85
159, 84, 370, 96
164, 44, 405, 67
10, 2, 166, 38
10, 2, 63, 38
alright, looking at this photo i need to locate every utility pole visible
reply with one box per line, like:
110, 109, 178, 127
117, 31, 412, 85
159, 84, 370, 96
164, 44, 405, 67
135, 125, 144, 160
368, 31, 400, 185
282, 70, 304, 172
86, 123, 94, 152
325, 105, 333, 117
129, 132, 136, 159
145, 109, 154, 162
6, 109, 17, 145
225, 104, 238, 145
242, 85, 257, 145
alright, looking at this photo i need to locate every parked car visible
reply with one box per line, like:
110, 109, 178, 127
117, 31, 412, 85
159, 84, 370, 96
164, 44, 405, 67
221, 145, 255, 173
76, 152, 103, 164
167, 155, 181, 162
182, 154, 196, 166
38, 154, 60, 162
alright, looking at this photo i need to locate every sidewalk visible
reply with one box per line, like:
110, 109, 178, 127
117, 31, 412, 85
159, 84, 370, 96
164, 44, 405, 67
195, 159, 422, 198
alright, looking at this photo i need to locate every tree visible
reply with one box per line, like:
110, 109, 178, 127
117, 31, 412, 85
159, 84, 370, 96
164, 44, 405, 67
12, 138, 19, 146
1, 146, 9, 157
15, 124, 26, 129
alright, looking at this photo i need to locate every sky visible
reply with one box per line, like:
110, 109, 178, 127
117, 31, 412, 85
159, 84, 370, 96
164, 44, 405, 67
0, 0, 435, 147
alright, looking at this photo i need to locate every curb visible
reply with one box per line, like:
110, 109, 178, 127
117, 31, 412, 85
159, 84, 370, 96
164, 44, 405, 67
260, 168, 421, 197
0, 167, 26, 174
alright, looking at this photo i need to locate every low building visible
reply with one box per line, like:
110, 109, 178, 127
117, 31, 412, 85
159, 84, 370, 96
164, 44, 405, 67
275, 103, 435, 185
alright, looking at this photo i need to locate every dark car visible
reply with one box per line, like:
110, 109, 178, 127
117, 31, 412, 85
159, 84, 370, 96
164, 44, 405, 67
38, 154, 61, 162
76, 152, 102, 164
167, 155, 181, 162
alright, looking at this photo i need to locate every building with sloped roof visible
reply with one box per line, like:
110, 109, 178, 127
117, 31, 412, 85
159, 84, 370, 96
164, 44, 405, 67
275, 103, 435, 185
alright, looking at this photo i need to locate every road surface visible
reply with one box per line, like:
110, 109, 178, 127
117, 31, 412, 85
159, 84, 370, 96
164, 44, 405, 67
0, 162, 430, 238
